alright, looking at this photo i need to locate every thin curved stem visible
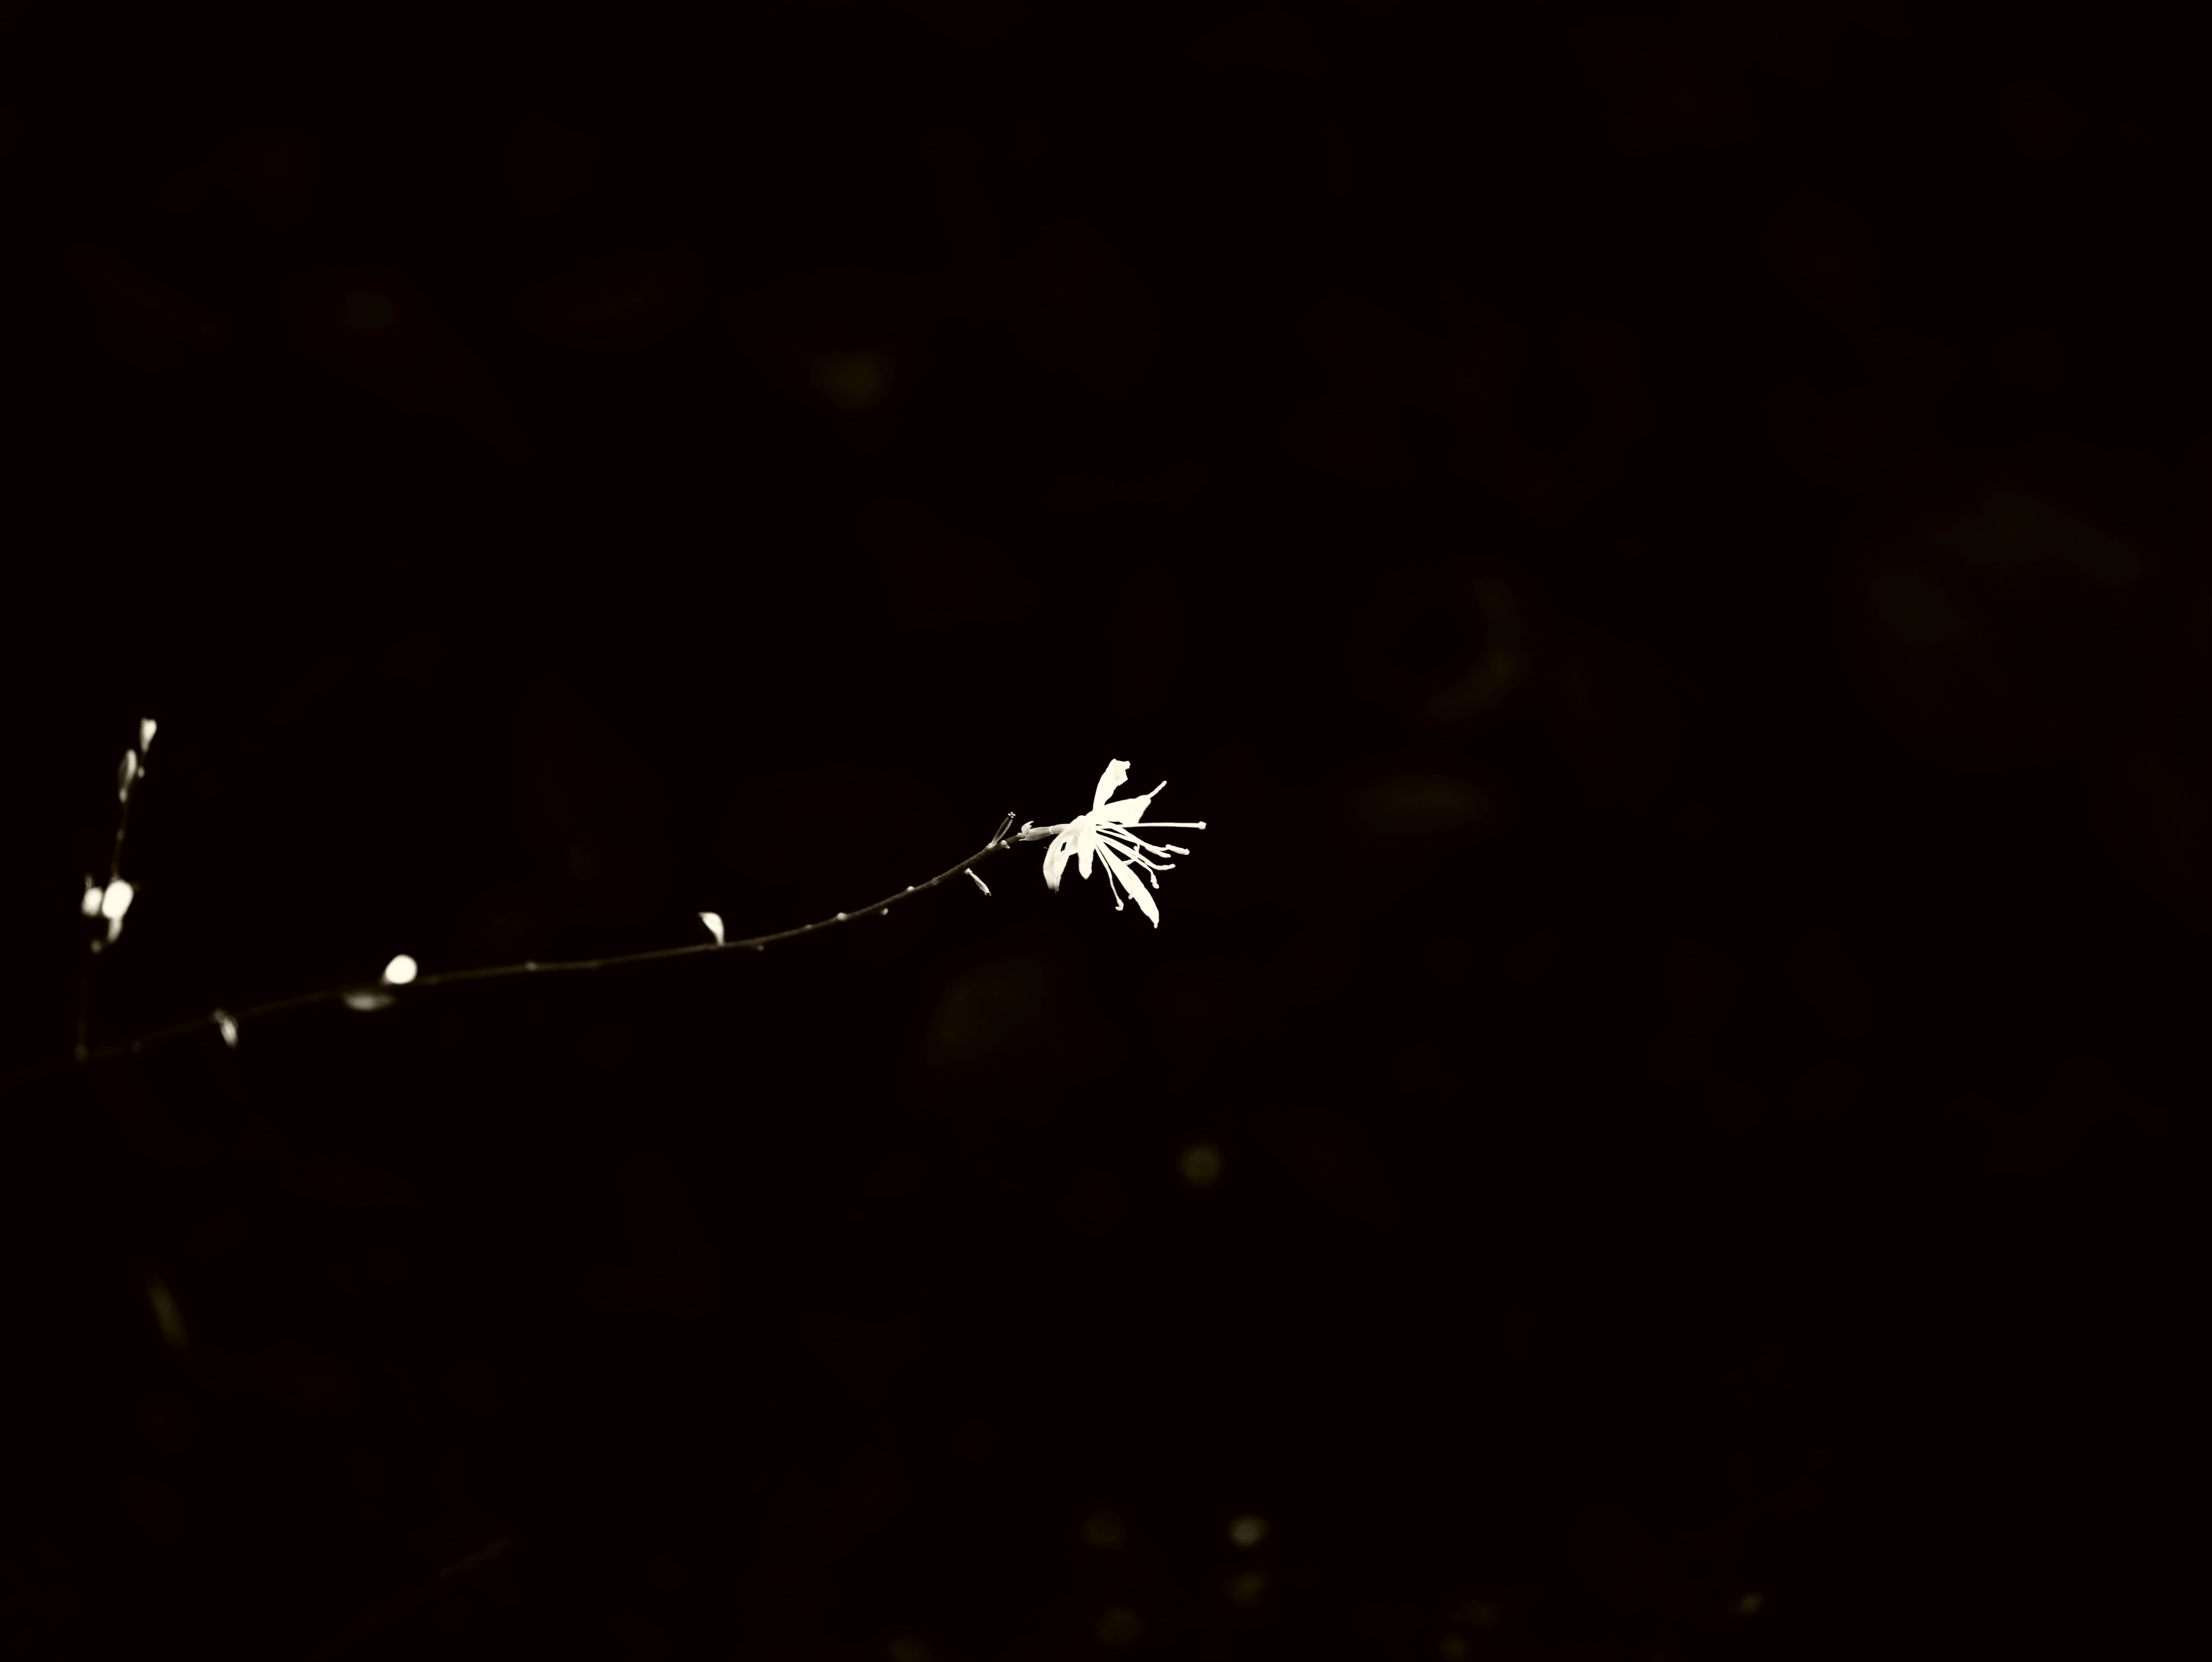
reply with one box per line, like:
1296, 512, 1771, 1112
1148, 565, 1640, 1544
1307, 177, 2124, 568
75, 724, 152, 1063
38, 811, 1025, 1078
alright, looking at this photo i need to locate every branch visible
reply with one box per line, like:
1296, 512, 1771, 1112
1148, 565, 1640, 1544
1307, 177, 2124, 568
38, 811, 1025, 1080
75, 718, 157, 1063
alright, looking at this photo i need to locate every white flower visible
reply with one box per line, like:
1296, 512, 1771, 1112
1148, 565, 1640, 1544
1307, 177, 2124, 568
1017, 759, 1207, 927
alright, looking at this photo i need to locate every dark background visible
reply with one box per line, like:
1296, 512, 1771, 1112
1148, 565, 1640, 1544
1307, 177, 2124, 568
2, 3, 2202, 1658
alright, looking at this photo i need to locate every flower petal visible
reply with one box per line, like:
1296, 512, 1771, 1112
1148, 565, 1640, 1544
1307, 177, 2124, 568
1075, 823, 1097, 882
1092, 759, 1131, 814
1096, 781, 1165, 824
1101, 845, 1162, 927
1043, 828, 1077, 891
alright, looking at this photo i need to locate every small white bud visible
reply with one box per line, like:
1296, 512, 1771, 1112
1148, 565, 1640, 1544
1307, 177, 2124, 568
700, 911, 725, 945
381, 953, 419, 986
101, 879, 135, 921
139, 717, 158, 754
838, 912, 849, 921
81, 883, 104, 918
106, 915, 123, 944
967, 870, 991, 896
214, 1009, 237, 1049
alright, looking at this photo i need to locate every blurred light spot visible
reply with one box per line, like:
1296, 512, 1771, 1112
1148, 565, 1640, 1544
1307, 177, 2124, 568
1094, 1602, 1145, 1648
1931, 489, 2143, 590
1226, 1513, 1268, 1547
812, 350, 895, 412
1450, 1598, 1501, 1627
382, 953, 418, 985
81, 881, 103, 918
1426, 574, 1531, 724
1349, 773, 1491, 842
1178, 1139, 1224, 1188
340, 286, 397, 331
145, 1274, 188, 1353
437, 1536, 513, 1582
1223, 1569, 1268, 1609
343, 989, 396, 1012
140, 717, 158, 753
1438, 1637, 1469, 1660
1080, 1509, 1126, 1550
101, 879, 134, 921
888, 1637, 935, 1662
214, 1009, 238, 1048
699, 911, 725, 945
1865, 562, 1970, 650
1735, 1591, 1765, 1616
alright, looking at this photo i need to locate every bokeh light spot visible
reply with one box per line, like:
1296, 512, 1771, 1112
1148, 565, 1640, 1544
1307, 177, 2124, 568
145, 1274, 188, 1353
1178, 1139, 1224, 1188
340, 287, 397, 331
1095, 1603, 1145, 1648
1349, 773, 1491, 841
1080, 1509, 1126, 1550
812, 350, 894, 412
1866, 562, 1971, 650
1227, 1513, 1268, 1547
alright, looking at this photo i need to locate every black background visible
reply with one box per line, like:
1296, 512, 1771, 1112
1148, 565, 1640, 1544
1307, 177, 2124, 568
2, 4, 2202, 1659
